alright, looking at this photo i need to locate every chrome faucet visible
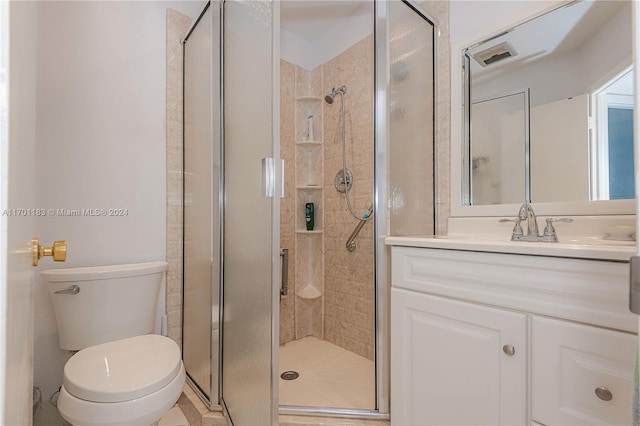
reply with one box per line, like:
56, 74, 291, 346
518, 203, 539, 237
499, 203, 573, 242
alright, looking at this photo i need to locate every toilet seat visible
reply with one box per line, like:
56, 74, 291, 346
58, 363, 185, 426
64, 334, 182, 403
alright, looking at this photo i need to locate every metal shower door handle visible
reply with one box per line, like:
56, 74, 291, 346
262, 157, 275, 197
262, 158, 285, 198
280, 248, 289, 297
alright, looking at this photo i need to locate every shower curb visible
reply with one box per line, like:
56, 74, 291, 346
179, 383, 390, 426
177, 385, 226, 426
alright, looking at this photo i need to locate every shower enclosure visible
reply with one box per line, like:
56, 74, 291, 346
181, 0, 436, 423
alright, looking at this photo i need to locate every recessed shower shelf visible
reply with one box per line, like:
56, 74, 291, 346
297, 285, 322, 300
292, 68, 325, 331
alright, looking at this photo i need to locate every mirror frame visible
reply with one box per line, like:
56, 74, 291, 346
450, 0, 635, 217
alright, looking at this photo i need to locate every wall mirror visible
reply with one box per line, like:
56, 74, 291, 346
456, 0, 634, 215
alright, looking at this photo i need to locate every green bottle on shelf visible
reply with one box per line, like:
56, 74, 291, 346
305, 202, 314, 231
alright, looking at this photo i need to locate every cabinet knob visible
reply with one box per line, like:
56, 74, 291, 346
502, 344, 515, 356
595, 386, 613, 401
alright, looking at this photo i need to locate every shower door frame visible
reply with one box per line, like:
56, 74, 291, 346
180, 0, 439, 418
374, 0, 390, 417
182, 0, 223, 410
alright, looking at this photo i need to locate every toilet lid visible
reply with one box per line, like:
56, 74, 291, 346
63, 334, 182, 403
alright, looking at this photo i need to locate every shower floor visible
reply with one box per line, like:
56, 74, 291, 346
279, 336, 375, 410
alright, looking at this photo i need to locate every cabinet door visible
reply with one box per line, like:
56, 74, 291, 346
391, 288, 527, 425
532, 316, 636, 425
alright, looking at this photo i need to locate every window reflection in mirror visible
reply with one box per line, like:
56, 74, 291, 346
592, 67, 634, 200
464, 0, 633, 206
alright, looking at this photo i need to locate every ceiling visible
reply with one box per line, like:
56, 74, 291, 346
280, 0, 371, 42
468, 0, 627, 77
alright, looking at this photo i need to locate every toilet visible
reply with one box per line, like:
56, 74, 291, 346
42, 262, 185, 426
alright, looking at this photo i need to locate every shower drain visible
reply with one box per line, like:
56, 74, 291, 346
280, 370, 300, 381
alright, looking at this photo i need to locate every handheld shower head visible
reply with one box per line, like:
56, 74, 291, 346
324, 86, 347, 104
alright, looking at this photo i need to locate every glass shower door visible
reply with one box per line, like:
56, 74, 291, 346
388, 1, 435, 236
183, 1, 220, 406
222, 0, 280, 424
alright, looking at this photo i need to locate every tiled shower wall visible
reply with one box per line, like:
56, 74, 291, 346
166, 9, 192, 346
279, 37, 375, 359
424, 0, 451, 236
279, 62, 326, 346
322, 37, 375, 360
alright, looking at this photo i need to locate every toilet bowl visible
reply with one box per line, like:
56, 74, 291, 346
57, 335, 185, 426
43, 262, 185, 426
58, 334, 185, 426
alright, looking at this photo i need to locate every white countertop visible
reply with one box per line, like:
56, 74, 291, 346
385, 235, 636, 262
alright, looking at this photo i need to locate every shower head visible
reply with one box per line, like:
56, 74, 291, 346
324, 86, 347, 104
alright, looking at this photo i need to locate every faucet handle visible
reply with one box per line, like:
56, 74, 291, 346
543, 217, 573, 241
499, 217, 524, 240
547, 217, 573, 223
518, 203, 529, 221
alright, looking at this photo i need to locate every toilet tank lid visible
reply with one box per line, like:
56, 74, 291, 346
63, 334, 181, 403
41, 261, 167, 282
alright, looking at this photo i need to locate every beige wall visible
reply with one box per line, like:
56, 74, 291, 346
280, 62, 327, 345
278, 36, 375, 359
322, 37, 375, 360
425, 0, 451, 236
166, 9, 193, 348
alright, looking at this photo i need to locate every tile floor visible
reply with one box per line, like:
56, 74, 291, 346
35, 337, 375, 425
279, 336, 375, 410
159, 406, 190, 426
33, 401, 189, 426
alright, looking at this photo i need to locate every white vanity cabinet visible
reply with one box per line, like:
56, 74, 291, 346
390, 245, 637, 426
391, 288, 527, 425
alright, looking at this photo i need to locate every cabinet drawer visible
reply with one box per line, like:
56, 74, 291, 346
532, 316, 636, 425
391, 246, 635, 332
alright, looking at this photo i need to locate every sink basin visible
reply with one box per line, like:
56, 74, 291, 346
562, 237, 635, 246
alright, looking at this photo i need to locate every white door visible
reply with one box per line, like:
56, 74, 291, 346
1, 2, 38, 424
530, 94, 590, 202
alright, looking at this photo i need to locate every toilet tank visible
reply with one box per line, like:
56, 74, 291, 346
42, 261, 168, 351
